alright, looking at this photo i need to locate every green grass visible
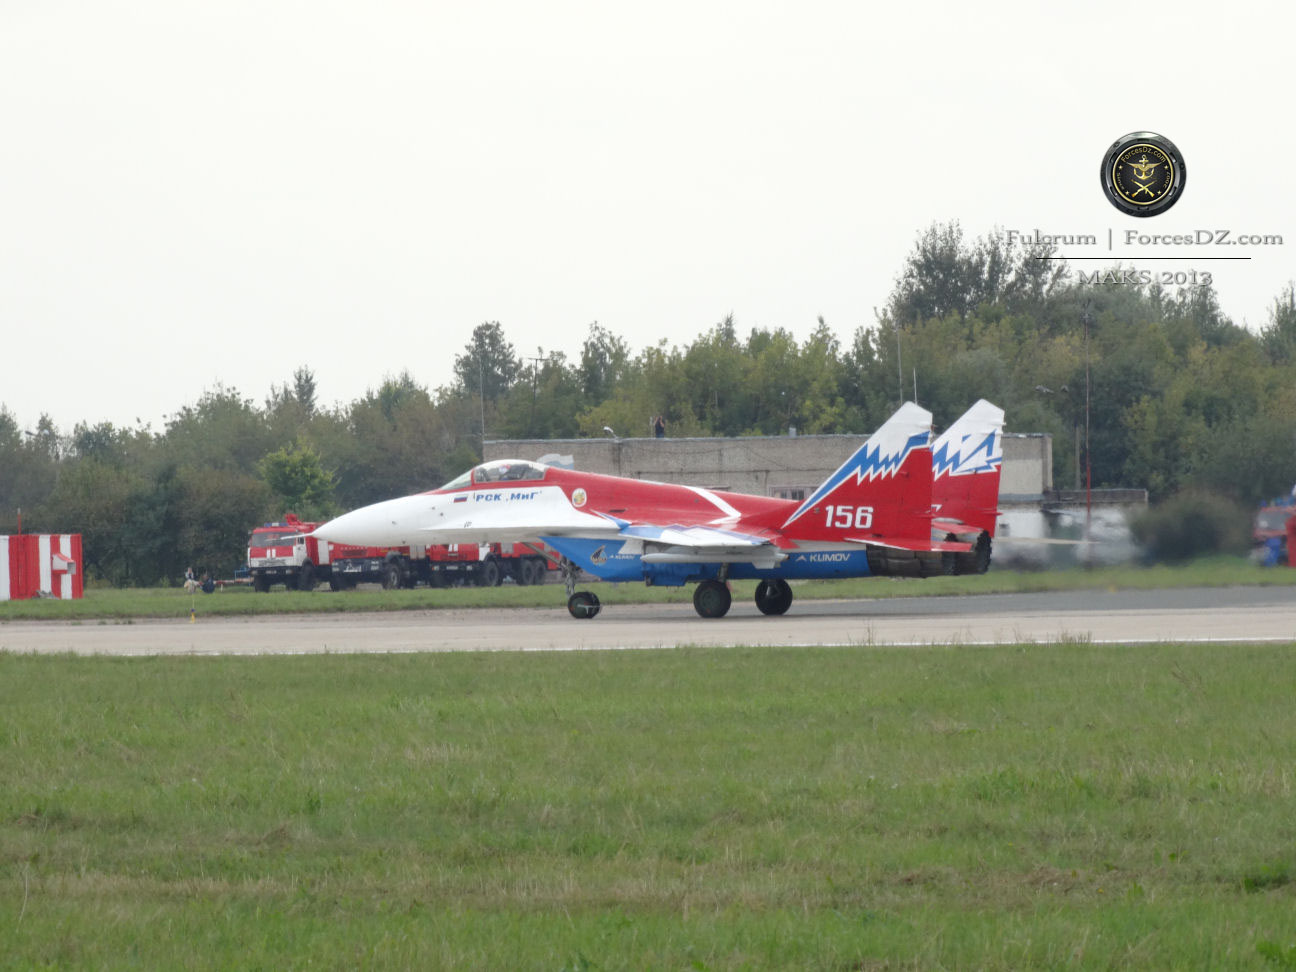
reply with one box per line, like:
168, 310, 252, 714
3, 556, 1294, 621
3, 643, 1296, 968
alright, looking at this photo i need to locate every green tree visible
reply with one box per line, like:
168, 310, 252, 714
0, 407, 59, 531
454, 321, 520, 405
40, 459, 146, 584
498, 351, 584, 439
163, 385, 271, 474
173, 466, 272, 580
883, 222, 1060, 328
1261, 284, 1296, 364
330, 374, 448, 506
258, 443, 338, 520
680, 316, 749, 435
578, 322, 631, 404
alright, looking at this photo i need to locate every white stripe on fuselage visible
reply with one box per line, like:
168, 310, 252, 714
682, 485, 741, 523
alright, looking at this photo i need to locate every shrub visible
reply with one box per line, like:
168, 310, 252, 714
1130, 489, 1251, 562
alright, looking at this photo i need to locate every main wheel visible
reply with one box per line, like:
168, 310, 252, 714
693, 579, 732, 619
955, 531, 992, 575
567, 590, 601, 619
754, 578, 793, 616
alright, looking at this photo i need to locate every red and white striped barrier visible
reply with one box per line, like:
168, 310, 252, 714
0, 534, 84, 600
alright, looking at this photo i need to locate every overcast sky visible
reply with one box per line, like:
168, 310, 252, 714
3, 1, 1293, 434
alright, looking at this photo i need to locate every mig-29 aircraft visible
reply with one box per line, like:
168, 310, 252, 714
312, 400, 1004, 619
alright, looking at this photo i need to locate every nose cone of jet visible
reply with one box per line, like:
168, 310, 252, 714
314, 495, 430, 548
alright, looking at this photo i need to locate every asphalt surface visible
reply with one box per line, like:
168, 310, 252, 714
2, 586, 1294, 655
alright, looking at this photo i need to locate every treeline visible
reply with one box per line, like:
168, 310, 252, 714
4, 221, 1296, 584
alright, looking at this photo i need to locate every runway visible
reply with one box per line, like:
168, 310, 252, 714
2, 586, 1294, 655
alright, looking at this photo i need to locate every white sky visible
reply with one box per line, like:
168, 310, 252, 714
3, 1, 1294, 433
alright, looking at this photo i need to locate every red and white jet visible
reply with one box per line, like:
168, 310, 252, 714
313, 400, 1004, 619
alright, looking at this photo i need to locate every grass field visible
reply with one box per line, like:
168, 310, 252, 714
2, 556, 1294, 621
3, 642, 1296, 969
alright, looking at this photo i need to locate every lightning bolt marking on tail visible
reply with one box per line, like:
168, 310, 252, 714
932, 431, 1002, 478
784, 430, 929, 527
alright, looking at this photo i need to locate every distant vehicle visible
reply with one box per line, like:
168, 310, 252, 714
1253, 500, 1296, 566
246, 516, 325, 591
245, 514, 555, 591
313, 400, 1004, 619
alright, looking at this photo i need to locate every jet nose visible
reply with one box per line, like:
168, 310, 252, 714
315, 495, 426, 547
312, 508, 372, 546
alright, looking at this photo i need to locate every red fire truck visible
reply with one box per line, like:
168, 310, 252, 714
246, 515, 556, 591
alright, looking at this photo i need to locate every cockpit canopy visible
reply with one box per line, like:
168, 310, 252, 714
439, 460, 548, 491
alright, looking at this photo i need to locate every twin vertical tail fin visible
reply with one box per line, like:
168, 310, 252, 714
931, 399, 1005, 538
780, 401, 936, 548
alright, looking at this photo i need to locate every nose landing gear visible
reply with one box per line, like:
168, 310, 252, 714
562, 557, 601, 619
567, 590, 601, 619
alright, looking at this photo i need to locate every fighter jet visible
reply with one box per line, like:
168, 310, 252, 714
313, 400, 1004, 619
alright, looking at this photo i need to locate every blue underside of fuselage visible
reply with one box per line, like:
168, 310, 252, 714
541, 536, 875, 586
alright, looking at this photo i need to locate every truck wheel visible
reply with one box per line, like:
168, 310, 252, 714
252, 574, 270, 593
514, 558, 539, 586
477, 558, 502, 588
525, 557, 543, 586
382, 562, 403, 590
297, 563, 316, 591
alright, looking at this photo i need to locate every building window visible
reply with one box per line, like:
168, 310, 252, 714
770, 486, 807, 501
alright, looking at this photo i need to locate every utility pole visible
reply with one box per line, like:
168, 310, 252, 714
1083, 301, 1093, 560
527, 353, 544, 437
896, 320, 905, 405
479, 359, 486, 452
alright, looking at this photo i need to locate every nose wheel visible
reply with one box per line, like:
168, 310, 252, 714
568, 590, 601, 619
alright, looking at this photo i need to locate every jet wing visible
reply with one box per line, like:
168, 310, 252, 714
615, 522, 789, 569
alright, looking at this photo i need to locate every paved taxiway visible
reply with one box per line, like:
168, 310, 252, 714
2, 587, 1293, 655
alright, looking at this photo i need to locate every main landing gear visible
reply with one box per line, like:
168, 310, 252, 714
690, 577, 794, 618
692, 579, 731, 618
692, 578, 793, 618
754, 578, 793, 616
